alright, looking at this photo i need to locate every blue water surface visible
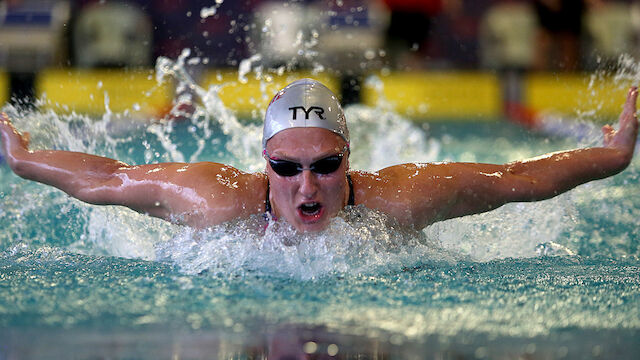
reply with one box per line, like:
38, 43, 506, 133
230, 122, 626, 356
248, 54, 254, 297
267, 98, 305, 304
1, 107, 639, 359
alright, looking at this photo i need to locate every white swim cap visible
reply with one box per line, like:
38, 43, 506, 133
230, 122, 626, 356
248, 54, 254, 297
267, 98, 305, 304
262, 79, 349, 149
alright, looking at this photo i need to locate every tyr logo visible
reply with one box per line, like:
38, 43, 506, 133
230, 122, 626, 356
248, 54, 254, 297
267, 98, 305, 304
288, 106, 325, 120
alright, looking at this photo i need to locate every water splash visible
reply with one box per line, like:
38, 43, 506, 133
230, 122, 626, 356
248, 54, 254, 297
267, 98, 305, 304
155, 206, 456, 280
155, 49, 263, 170
426, 195, 579, 262
1, 50, 639, 277
346, 103, 440, 170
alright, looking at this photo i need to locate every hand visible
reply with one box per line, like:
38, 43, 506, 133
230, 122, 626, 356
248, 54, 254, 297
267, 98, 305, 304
602, 86, 638, 158
0, 113, 31, 161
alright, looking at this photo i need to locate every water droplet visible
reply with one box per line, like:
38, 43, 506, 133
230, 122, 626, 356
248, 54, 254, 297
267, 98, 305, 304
327, 344, 339, 356
364, 49, 375, 60
302, 342, 317, 354
200, 6, 217, 19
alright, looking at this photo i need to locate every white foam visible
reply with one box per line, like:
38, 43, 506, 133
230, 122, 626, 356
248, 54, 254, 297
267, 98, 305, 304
155, 206, 455, 280
3, 52, 638, 275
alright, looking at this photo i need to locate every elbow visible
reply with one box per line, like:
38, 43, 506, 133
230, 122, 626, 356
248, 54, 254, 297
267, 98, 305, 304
73, 178, 120, 205
512, 181, 559, 202
497, 175, 558, 203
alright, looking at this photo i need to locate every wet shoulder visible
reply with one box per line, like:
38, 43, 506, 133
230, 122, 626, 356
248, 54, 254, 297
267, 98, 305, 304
350, 164, 438, 193
348, 164, 452, 218
349, 170, 392, 206
181, 162, 268, 215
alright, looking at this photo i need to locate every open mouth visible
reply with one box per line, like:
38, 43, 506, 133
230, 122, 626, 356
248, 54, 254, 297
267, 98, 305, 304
299, 202, 322, 216
297, 202, 324, 223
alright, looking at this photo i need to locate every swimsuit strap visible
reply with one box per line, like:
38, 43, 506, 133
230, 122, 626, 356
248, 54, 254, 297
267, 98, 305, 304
347, 173, 355, 206
265, 180, 272, 214
264, 173, 355, 215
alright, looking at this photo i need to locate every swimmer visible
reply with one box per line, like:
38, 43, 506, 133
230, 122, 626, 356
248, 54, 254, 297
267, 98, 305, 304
1, 79, 637, 232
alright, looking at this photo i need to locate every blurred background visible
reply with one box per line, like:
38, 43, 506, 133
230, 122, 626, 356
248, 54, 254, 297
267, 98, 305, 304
0, 0, 638, 122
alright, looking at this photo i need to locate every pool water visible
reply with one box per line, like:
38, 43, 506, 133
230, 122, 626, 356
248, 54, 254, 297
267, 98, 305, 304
1, 82, 639, 359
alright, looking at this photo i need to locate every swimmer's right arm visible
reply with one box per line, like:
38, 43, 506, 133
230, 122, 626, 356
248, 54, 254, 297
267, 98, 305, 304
1, 113, 130, 196
0, 114, 266, 227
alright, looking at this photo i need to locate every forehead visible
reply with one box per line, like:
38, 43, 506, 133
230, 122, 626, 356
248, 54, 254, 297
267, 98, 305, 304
266, 128, 345, 155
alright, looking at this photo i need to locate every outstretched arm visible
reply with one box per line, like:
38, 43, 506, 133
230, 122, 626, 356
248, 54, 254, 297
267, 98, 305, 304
356, 87, 638, 229
0, 114, 266, 227
459, 86, 638, 207
1, 113, 129, 198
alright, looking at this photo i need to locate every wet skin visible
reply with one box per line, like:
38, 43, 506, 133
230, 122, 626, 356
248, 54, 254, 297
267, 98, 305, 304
1, 87, 638, 232
265, 128, 350, 233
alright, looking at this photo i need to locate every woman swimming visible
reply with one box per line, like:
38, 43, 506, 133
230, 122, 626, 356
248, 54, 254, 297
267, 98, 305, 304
1, 79, 637, 232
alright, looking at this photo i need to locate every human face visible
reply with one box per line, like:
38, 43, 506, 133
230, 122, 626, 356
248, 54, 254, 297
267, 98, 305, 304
265, 128, 349, 232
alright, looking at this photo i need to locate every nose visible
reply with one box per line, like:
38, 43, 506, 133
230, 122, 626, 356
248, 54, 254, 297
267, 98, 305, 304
298, 169, 319, 198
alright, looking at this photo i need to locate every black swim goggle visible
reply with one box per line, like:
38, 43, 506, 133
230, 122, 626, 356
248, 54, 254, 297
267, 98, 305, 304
263, 146, 348, 177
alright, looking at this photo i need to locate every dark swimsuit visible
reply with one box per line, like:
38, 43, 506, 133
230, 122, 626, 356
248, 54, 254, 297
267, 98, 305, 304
265, 174, 355, 216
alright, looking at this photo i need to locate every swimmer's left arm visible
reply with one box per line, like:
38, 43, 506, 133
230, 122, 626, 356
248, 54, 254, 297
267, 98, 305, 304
378, 142, 635, 229
440, 148, 632, 218
358, 87, 637, 229
424, 86, 638, 225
